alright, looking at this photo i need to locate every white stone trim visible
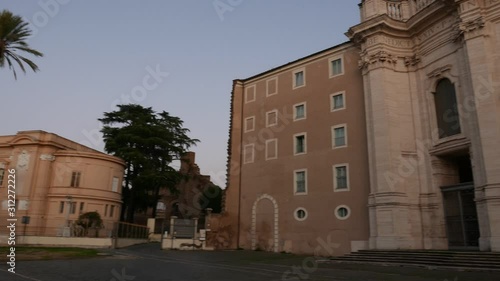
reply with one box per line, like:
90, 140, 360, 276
293, 132, 307, 156
293, 102, 307, 121
333, 164, 350, 192
330, 91, 346, 112
328, 54, 345, 78
265, 139, 278, 161
266, 109, 278, 127
293, 169, 308, 195
331, 124, 348, 149
245, 85, 256, 103
294, 207, 308, 221
251, 194, 279, 253
292, 68, 306, 89
335, 205, 351, 220
266, 77, 278, 97
244, 116, 255, 133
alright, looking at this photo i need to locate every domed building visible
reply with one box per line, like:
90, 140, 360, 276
0, 130, 125, 238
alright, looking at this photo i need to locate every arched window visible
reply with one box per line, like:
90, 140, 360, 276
434, 78, 461, 138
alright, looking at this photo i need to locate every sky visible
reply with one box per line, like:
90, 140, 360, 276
1, 0, 360, 187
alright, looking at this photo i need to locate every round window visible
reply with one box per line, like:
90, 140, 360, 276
294, 208, 308, 221
335, 205, 351, 220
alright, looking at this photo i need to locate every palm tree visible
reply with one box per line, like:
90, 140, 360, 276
0, 10, 43, 79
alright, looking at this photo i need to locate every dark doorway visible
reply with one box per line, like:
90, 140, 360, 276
442, 185, 480, 249
441, 155, 479, 249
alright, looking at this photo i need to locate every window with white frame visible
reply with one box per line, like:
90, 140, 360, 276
265, 139, 278, 160
294, 102, 306, 121
245, 85, 256, 103
243, 144, 255, 164
266, 110, 278, 127
267, 77, 278, 96
293, 69, 305, 89
294, 170, 307, 194
333, 164, 349, 191
332, 125, 347, 148
294, 133, 307, 155
331, 92, 345, 111
329, 57, 344, 78
335, 205, 351, 220
244, 116, 255, 133
294, 208, 308, 221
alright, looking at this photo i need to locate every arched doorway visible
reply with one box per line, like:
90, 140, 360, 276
251, 194, 279, 252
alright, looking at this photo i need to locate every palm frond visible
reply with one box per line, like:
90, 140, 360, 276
0, 9, 43, 79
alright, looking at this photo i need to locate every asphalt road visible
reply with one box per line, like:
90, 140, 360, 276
1, 243, 499, 281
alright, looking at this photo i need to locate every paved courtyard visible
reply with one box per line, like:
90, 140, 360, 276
1, 243, 499, 281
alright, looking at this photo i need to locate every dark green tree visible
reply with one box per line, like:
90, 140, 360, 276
99, 104, 198, 222
200, 185, 223, 214
0, 10, 43, 79
75, 211, 104, 237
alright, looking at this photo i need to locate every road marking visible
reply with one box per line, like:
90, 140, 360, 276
0, 268, 43, 281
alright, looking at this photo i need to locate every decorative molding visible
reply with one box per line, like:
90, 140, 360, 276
40, 154, 55, 161
359, 51, 398, 69
427, 64, 452, 78
460, 17, 485, 33
454, 17, 485, 41
404, 55, 421, 66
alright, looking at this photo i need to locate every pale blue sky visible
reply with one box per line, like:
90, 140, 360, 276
1, 1, 360, 186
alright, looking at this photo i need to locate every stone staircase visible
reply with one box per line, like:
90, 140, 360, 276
329, 250, 500, 271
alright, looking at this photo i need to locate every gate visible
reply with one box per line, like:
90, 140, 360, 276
442, 183, 480, 249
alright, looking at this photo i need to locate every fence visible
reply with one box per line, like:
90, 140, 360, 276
114, 221, 149, 239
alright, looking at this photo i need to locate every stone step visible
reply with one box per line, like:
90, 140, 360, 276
328, 258, 500, 271
357, 250, 500, 257
348, 252, 500, 261
329, 251, 500, 271
337, 255, 500, 267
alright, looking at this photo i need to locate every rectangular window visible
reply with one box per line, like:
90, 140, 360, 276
332, 125, 347, 148
294, 170, 307, 195
244, 116, 255, 133
294, 103, 306, 121
334, 165, 349, 191
0, 168, 4, 186
59, 201, 65, 214
265, 139, 278, 160
112, 177, 119, 192
293, 69, 305, 89
294, 133, 307, 155
105, 204, 108, 217
266, 77, 278, 96
243, 144, 255, 164
331, 92, 345, 111
79, 202, 85, 213
110, 205, 115, 217
70, 202, 76, 214
329, 57, 344, 78
245, 85, 256, 103
70, 171, 81, 187
266, 110, 278, 127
